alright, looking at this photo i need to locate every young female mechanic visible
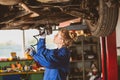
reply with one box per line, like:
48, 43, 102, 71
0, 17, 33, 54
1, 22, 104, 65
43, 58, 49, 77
30, 29, 74, 80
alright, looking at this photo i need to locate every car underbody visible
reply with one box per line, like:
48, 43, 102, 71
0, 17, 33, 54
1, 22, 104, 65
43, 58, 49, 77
0, 0, 119, 37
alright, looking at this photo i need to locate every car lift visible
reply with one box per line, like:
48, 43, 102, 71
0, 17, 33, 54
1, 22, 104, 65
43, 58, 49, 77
100, 31, 118, 80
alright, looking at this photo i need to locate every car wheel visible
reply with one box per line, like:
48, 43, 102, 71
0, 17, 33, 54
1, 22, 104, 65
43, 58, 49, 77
86, 0, 119, 37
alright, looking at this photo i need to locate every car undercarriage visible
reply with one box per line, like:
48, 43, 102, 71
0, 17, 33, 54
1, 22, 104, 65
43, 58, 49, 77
0, 0, 119, 37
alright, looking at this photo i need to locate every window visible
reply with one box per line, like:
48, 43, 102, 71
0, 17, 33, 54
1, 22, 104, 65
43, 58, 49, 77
0, 30, 23, 58
0, 29, 58, 59
24, 29, 58, 49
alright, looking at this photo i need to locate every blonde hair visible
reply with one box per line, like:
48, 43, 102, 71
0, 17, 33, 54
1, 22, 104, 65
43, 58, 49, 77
59, 29, 75, 47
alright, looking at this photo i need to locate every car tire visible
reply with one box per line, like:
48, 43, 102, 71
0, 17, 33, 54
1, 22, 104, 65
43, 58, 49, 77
86, 0, 119, 37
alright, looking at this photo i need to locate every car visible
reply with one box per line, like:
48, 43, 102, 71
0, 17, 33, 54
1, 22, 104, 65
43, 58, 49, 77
0, 0, 119, 37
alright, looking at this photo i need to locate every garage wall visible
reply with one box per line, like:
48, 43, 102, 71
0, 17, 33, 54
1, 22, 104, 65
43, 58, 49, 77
116, 8, 120, 56
116, 7, 120, 80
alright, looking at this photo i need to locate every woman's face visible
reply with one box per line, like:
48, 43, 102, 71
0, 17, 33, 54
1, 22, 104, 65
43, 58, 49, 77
53, 31, 64, 45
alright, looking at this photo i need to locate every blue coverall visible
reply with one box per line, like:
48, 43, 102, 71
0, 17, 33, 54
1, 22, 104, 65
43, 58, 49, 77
31, 38, 70, 80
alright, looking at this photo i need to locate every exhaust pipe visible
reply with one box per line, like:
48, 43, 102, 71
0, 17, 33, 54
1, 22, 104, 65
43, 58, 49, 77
0, 0, 21, 5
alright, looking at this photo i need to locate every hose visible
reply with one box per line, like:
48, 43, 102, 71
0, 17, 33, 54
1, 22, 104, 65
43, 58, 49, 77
24, 33, 40, 80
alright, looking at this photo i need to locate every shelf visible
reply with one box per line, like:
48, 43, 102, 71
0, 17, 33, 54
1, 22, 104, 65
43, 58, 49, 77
0, 71, 44, 76
69, 75, 83, 78
68, 35, 100, 80
84, 43, 97, 46
70, 60, 82, 62
70, 59, 96, 63
0, 59, 33, 62
71, 43, 97, 47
